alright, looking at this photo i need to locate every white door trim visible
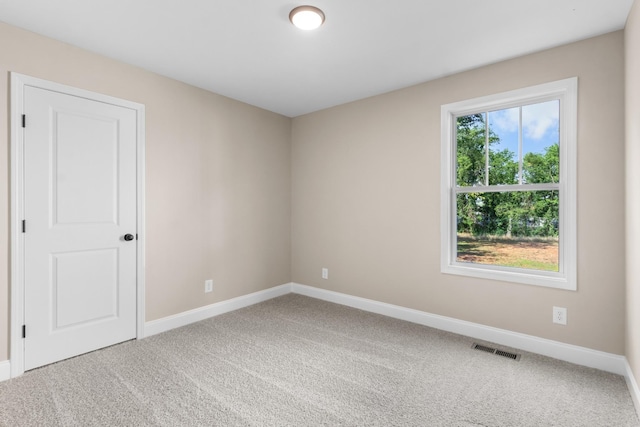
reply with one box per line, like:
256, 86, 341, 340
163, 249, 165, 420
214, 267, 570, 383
9, 73, 146, 378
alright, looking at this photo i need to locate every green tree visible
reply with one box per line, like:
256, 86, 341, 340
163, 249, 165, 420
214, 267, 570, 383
456, 114, 486, 187
455, 114, 486, 235
455, 114, 559, 238
524, 143, 559, 184
523, 144, 560, 236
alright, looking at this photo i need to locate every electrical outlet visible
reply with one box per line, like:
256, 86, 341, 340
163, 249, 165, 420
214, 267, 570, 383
553, 306, 567, 325
321, 268, 329, 279
204, 279, 213, 293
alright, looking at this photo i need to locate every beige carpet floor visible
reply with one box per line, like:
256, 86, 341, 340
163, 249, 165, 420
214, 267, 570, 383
0, 294, 638, 426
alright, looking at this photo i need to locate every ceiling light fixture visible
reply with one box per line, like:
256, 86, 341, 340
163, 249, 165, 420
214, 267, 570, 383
289, 6, 325, 31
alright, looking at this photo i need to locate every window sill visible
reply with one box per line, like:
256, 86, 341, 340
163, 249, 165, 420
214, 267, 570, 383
442, 262, 576, 291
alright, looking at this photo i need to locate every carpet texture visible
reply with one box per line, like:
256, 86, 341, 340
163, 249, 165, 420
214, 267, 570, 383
0, 294, 637, 426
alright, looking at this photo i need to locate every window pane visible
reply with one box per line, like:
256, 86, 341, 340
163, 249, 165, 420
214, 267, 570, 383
456, 190, 559, 271
456, 114, 486, 187
488, 107, 519, 185
522, 100, 560, 184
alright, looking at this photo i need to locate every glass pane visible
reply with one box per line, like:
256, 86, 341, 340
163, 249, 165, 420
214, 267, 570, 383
522, 100, 560, 184
456, 190, 559, 271
488, 107, 519, 185
456, 113, 486, 187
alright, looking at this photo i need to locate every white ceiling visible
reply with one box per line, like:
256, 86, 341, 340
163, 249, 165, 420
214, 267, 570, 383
0, 0, 634, 117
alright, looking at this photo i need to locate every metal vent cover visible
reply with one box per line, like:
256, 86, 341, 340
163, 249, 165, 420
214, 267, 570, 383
472, 343, 521, 361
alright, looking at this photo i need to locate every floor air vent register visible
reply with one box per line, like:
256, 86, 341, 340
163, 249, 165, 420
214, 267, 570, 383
472, 343, 521, 361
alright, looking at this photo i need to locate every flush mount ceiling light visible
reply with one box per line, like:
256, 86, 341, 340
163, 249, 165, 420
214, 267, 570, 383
289, 6, 325, 30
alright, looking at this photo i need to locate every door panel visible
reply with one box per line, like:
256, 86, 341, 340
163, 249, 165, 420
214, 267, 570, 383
23, 85, 137, 371
52, 249, 118, 329
54, 111, 119, 225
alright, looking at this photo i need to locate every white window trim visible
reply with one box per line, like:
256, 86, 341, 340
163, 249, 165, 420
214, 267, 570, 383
440, 78, 577, 290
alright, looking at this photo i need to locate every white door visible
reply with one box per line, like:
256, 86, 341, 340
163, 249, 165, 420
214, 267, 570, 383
22, 84, 138, 370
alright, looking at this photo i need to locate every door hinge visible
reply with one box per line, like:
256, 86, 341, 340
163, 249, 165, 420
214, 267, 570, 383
22, 220, 26, 233
136, 234, 138, 240
22, 114, 25, 128
22, 325, 26, 339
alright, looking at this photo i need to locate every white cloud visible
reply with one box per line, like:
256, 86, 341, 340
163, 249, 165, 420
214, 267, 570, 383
489, 100, 559, 141
489, 107, 519, 133
522, 101, 559, 140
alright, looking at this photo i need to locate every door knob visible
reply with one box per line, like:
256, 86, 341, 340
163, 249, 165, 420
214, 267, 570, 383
124, 234, 135, 241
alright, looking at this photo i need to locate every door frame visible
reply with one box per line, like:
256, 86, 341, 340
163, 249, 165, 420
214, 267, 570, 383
9, 73, 146, 378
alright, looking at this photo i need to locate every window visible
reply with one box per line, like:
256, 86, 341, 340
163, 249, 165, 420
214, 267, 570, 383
440, 78, 577, 290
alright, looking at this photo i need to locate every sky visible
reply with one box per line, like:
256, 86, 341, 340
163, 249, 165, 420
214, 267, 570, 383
487, 99, 559, 158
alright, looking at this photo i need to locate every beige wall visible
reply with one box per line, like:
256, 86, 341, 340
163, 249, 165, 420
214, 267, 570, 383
0, 23, 292, 362
0, 18, 630, 366
292, 31, 626, 354
627, 0, 640, 379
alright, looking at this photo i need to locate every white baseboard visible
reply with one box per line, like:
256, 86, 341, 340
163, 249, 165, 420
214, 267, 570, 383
144, 283, 292, 337
626, 360, 640, 419
291, 283, 627, 376
0, 360, 10, 382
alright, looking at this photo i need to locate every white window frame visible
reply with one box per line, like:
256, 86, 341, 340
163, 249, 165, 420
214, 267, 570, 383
440, 78, 577, 290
